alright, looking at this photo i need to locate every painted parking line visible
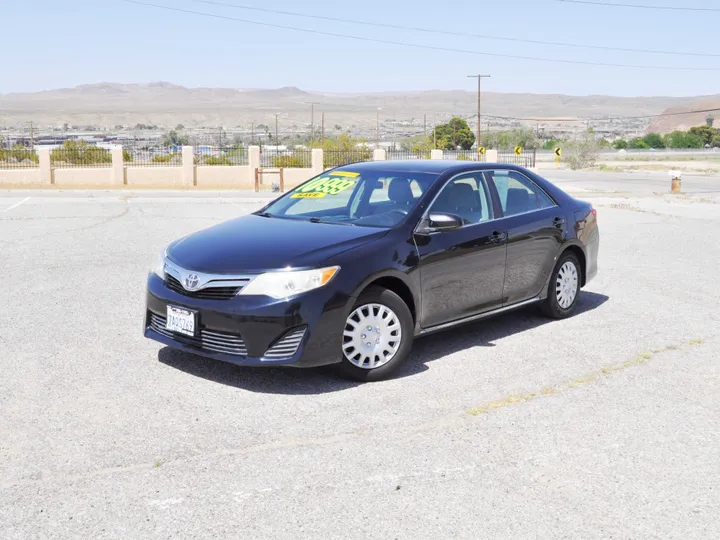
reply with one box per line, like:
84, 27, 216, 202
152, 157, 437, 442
2, 196, 31, 213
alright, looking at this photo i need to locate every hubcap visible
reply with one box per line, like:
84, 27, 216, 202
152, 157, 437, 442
343, 303, 402, 370
556, 261, 579, 309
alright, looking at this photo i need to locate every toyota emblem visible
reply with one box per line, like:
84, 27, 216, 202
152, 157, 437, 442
184, 274, 200, 290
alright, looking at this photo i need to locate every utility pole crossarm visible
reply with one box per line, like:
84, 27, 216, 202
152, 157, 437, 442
467, 74, 491, 151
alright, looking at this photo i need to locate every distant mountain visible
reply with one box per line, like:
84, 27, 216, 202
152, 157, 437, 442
0, 82, 712, 132
648, 97, 720, 133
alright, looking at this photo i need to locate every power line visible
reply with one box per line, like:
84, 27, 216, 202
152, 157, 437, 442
194, 0, 720, 58
557, 0, 720, 11
123, 0, 720, 71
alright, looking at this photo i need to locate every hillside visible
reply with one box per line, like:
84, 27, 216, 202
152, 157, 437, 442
648, 97, 719, 133
0, 82, 710, 131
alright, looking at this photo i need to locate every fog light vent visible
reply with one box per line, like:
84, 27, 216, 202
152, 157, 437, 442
263, 327, 307, 359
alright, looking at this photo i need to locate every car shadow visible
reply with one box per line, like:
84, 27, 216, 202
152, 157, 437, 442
158, 291, 609, 394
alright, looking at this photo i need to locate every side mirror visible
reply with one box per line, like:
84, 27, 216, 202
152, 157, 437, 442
417, 212, 463, 234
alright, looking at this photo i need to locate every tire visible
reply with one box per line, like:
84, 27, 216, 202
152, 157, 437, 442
540, 251, 582, 320
336, 286, 414, 382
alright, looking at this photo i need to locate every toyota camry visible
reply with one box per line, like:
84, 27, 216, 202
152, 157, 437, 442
144, 161, 599, 381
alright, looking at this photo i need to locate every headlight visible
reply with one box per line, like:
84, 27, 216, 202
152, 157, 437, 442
152, 249, 168, 279
239, 266, 340, 299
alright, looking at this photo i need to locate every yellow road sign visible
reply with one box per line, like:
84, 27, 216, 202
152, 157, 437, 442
554, 147, 562, 157
514, 146, 522, 156
478, 146, 486, 155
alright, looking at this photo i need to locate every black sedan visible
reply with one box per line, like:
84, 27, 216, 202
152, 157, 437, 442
145, 161, 599, 381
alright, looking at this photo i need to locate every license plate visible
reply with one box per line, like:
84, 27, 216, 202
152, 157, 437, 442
166, 305, 196, 337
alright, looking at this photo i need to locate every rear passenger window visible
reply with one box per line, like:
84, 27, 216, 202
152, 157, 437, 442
487, 170, 556, 217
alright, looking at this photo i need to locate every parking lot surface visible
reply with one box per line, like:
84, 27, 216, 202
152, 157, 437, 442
1, 173, 719, 539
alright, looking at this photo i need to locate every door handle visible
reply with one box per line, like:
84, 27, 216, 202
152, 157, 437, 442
553, 217, 566, 229
489, 231, 507, 244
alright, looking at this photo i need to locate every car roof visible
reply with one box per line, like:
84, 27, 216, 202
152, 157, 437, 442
331, 160, 523, 175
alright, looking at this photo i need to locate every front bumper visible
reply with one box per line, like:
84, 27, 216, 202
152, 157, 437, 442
143, 273, 354, 367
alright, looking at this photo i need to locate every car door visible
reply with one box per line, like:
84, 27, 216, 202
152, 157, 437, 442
484, 169, 566, 306
415, 172, 507, 329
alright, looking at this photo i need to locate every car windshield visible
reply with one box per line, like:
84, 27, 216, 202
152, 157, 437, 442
257, 168, 439, 228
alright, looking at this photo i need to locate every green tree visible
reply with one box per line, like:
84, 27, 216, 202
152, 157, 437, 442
664, 130, 704, 149
711, 134, 720, 148
642, 133, 665, 149
564, 129, 600, 170
688, 125, 718, 146
613, 139, 628, 149
175, 124, 185, 131
161, 129, 189, 147
542, 139, 562, 150
0, 145, 39, 164
432, 117, 475, 150
628, 138, 649, 149
401, 135, 434, 155
50, 140, 112, 165
306, 132, 372, 167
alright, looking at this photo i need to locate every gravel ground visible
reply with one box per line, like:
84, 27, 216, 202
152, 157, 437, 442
1, 176, 719, 539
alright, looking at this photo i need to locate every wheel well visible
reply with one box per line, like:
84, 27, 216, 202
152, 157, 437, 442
367, 277, 416, 323
563, 245, 587, 286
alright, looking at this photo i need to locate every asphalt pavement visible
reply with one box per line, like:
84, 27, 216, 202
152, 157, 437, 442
1, 172, 719, 539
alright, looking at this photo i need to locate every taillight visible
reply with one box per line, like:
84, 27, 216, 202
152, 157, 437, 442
591, 208, 597, 220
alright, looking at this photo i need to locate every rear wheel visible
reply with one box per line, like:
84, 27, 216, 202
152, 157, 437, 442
336, 286, 414, 382
540, 252, 581, 319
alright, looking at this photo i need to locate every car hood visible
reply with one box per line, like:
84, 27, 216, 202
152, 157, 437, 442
167, 214, 389, 273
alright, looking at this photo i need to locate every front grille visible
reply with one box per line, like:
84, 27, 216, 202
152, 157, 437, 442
148, 312, 247, 357
264, 327, 307, 359
165, 274, 243, 300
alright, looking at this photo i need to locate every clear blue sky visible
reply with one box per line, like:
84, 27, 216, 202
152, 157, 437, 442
3, 0, 719, 96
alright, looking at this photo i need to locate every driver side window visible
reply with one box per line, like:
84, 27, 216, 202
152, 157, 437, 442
428, 174, 492, 226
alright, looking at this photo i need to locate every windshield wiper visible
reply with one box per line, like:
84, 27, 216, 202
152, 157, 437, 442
256, 212, 273, 218
308, 217, 354, 226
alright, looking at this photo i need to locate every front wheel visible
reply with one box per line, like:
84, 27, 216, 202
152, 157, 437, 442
540, 252, 582, 319
336, 286, 414, 382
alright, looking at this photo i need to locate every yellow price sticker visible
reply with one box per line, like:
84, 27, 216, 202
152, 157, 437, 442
328, 171, 360, 178
296, 176, 357, 196
291, 192, 327, 199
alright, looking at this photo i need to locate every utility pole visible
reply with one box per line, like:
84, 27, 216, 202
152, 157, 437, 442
29, 121, 35, 151
305, 101, 320, 141
251, 122, 255, 145
467, 74, 491, 150
433, 113, 436, 148
424, 114, 427, 137
321, 111, 325, 142
376, 108, 381, 149
274, 114, 279, 147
